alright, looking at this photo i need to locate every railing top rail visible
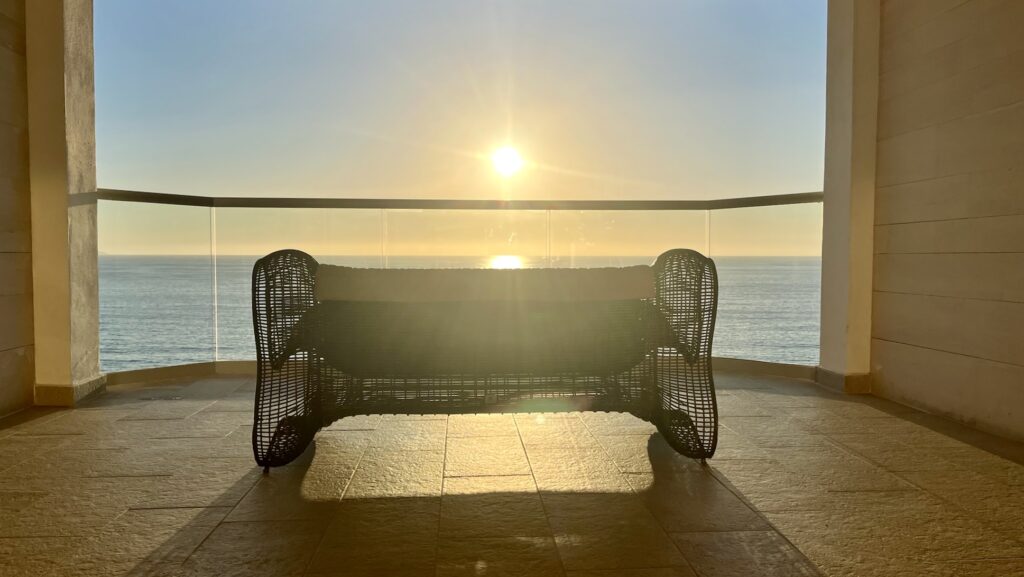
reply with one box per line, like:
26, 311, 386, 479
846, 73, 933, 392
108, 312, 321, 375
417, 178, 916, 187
94, 188, 823, 210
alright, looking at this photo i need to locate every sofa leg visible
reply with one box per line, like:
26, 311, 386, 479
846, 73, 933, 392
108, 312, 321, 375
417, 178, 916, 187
263, 466, 270, 475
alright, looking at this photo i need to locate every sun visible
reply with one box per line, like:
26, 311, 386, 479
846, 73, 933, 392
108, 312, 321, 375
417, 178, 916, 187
489, 255, 523, 269
491, 146, 524, 177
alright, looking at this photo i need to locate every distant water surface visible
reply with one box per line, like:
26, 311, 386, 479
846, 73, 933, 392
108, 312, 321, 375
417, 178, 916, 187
99, 255, 820, 372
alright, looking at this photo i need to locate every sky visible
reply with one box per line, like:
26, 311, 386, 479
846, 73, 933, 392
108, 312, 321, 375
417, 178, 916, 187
94, 0, 826, 256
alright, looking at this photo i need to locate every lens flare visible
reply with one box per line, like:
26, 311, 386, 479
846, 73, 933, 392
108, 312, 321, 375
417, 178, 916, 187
491, 146, 524, 177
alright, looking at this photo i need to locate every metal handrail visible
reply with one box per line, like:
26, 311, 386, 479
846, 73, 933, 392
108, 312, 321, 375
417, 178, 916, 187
95, 188, 823, 210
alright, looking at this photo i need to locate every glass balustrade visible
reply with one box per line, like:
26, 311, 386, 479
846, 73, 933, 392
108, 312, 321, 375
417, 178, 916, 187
97, 200, 215, 371
97, 197, 823, 371
709, 203, 823, 365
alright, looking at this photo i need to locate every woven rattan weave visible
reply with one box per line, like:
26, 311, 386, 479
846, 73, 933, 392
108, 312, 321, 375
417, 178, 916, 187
252, 249, 719, 468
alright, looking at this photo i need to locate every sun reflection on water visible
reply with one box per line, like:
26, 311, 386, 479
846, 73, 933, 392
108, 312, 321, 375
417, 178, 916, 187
488, 255, 524, 269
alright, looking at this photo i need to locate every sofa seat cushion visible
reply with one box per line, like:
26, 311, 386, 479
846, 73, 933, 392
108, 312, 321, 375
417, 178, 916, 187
287, 300, 669, 377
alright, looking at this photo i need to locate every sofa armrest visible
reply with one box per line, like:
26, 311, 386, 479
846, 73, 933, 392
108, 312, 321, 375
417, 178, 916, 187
251, 249, 321, 468
252, 249, 319, 368
652, 249, 718, 363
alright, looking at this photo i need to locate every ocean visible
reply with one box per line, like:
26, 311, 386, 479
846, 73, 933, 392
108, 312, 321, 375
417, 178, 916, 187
99, 255, 821, 372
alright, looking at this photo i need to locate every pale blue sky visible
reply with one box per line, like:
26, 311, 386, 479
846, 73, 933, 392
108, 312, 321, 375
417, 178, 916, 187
95, 0, 827, 202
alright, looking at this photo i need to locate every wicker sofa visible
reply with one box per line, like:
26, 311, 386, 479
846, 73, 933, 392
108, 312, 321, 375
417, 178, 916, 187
251, 248, 719, 469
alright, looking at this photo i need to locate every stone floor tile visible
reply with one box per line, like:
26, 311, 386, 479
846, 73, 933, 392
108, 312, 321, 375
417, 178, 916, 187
174, 377, 250, 399
554, 528, 686, 571
9, 408, 139, 437
947, 558, 1024, 577
309, 500, 438, 573
670, 531, 821, 577
201, 397, 255, 413
528, 447, 632, 493
447, 414, 519, 437
442, 488, 551, 538
369, 418, 447, 451
515, 415, 600, 449
938, 445, 1024, 486
124, 459, 262, 509
721, 415, 816, 439
579, 412, 657, 436
706, 428, 766, 460
0, 476, 162, 537
566, 569, 697, 577
225, 468, 349, 522
444, 474, 538, 495
436, 536, 563, 576
542, 492, 662, 535
0, 435, 73, 472
445, 435, 531, 477
325, 497, 440, 542
321, 414, 382, 431
0, 408, 67, 440
828, 434, 958, 472
0, 536, 84, 577
763, 491, 1024, 565
381, 412, 449, 421
178, 520, 324, 577
119, 399, 216, 421
110, 418, 241, 441
441, 474, 546, 538
596, 433, 702, 475
715, 392, 772, 417
0, 447, 177, 479
899, 468, 1024, 537
0, 488, 47, 511
626, 470, 770, 532
307, 571, 435, 577
343, 449, 444, 498
307, 429, 374, 458
69, 506, 229, 570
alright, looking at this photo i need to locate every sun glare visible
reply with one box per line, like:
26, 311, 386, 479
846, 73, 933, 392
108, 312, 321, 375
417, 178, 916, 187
489, 255, 524, 269
491, 146, 524, 177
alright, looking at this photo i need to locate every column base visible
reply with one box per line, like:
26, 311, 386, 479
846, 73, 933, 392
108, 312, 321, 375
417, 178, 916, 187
34, 373, 107, 407
815, 367, 871, 394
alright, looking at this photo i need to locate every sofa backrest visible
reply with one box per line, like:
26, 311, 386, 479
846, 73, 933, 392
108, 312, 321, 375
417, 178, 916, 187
314, 265, 655, 302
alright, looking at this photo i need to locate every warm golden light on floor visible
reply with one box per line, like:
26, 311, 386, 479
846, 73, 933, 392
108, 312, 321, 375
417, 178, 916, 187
489, 255, 523, 269
491, 146, 524, 177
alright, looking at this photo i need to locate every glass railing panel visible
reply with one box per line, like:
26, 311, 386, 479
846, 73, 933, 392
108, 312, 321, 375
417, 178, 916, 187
383, 209, 549, 269
708, 203, 823, 365
212, 207, 385, 361
548, 210, 707, 267
97, 200, 214, 371
98, 196, 825, 370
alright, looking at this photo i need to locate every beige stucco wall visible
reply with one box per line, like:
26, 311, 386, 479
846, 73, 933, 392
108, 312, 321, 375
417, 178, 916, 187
0, 0, 34, 416
872, 0, 1024, 440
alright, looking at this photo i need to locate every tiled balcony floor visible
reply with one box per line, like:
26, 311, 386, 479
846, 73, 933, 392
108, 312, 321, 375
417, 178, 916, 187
1, 372, 1023, 577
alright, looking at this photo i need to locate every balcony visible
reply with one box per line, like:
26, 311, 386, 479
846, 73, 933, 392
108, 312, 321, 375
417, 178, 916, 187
4, 1, 1024, 576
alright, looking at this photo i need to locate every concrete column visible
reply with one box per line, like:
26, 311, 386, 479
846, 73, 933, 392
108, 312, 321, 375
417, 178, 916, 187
25, 0, 103, 405
817, 0, 879, 393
